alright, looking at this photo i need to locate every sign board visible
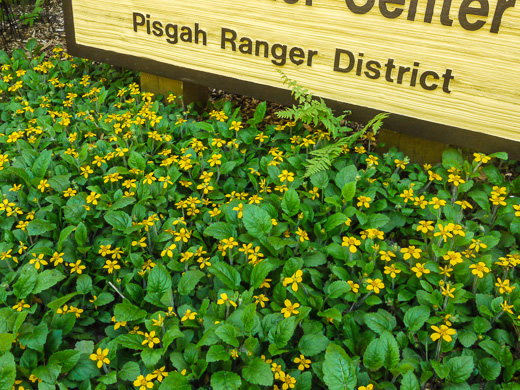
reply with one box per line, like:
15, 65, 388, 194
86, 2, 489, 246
63, 0, 520, 154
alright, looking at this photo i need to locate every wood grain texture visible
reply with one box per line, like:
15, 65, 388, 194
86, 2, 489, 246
71, 0, 520, 141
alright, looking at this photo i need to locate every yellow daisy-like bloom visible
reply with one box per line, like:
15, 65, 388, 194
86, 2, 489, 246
133, 374, 154, 390
430, 324, 456, 342
142, 331, 160, 348
221, 237, 239, 250
416, 220, 435, 234
278, 169, 295, 183
281, 299, 300, 318
400, 246, 422, 260
69, 260, 86, 274
441, 283, 456, 298
443, 251, 463, 266
411, 262, 430, 278
282, 270, 303, 292
366, 279, 385, 294
495, 278, 515, 294
253, 294, 269, 308
473, 152, 491, 163
400, 188, 414, 203
469, 262, 490, 278
89, 348, 110, 368
181, 309, 197, 322
379, 250, 396, 262
469, 239, 487, 253
217, 293, 237, 307
342, 236, 361, 253
348, 280, 359, 293
29, 253, 48, 270
357, 195, 372, 208
294, 354, 311, 371
384, 264, 401, 279
358, 385, 374, 390
448, 174, 465, 186
501, 300, 515, 314
151, 366, 169, 382
86, 191, 101, 205
295, 227, 309, 242
429, 197, 447, 209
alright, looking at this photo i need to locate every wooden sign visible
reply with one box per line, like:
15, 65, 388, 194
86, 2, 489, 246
63, 0, 520, 154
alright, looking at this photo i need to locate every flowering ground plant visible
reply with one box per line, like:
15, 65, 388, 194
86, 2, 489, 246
1, 39, 520, 390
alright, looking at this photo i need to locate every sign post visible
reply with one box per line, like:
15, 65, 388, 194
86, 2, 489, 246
63, 0, 520, 157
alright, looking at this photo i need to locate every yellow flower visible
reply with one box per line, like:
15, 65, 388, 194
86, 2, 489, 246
500, 300, 515, 314
69, 260, 86, 274
132, 237, 147, 248
358, 385, 374, 390
384, 264, 401, 278
473, 153, 491, 163
230, 121, 243, 131
342, 236, 361, 253
208, 154, 222, 167
12, 300, 30, 311
357, 196, 372, 208
253, 294, 269, 308
443, 251, 463, 266
431, 324, 456, 342
411, 262, 430, 278
103, 260, 121, 274
221, 237, 239, 250
282, 270, 303, 292
295, 228, 309, 242
347, 280, 359, 293
278, 170, 295, 183
86, 191, 101, 205
399, 188, 414, 203
37, 179, 50, 192
133, 374, 154, 390
469, 262, 490, 278
142, 331, 160, 348
448, 174, 465, 186
217, 293, 237, 307
441, 283, 456, 298
281, 299, 300, 318
366, 279, 385, 294
294, 354, 311, 371
151, 366, 169, 382
80, 165, 94, 178
400, 246, 422, 260
365, 155, 379, 166
181, 309, 197, 322
89, 348, 110, 368
232, 202, 244, 219
469, 239, 487, 252
429, 197, 446, 209
495, 278, 515, 294
379, 250, 396, 262
29, 253, 48, 270
434, 223, 453, 242
395, 159, 407, 169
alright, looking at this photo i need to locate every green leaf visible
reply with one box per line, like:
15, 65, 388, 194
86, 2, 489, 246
76, 274, 92, 294
57, 225, 76, 251
323, 344, 357, 390
341, 181, 356, 202
215, 324, 239, 347
48, 292, 81, 311
159, 371, 191, 390
243, 205, 272, 237
18, 322, 48, 352
242, 357, 273, 386
324, 213, 349, 231
119, 361, 141, 381
206, 345, 230, 362
211, 371, 241, 390
220, 161, 237, 175
128, 151, 146, 171
162, 326, 184, 350
104, 211, 132, 231
366, 214, 390, 229
33, 269, 65, 295
75, 340, 95, 355
468, 190, 490, 212
281, 188, 300, 217
298, 334, 330, 356
458, 330, 477, 348
335, 165, 358, 189
48, 350, 81, 372
32, 364, 61, 384
442, 147, 463, 170
403, 306, 430, 333
363, 338, 384, 371
75, 222, 88, 247
269, 316, 297, 348
203, 222, 236, 240
241, 304, 257, 333
94, 292, 114, 306
0, 352, 16, 390
381, 331, 400, 369
115, 333, 146, 350
473, 317, 491, 334
327, 281, 351, 300
110, 196, 136, 211
310, 171, 329, 189
250, 101, 266, 125
13, 266, 38, 299
141, 348, 163, 368
401, 371, 420, 390
478, 358, 501, 381
250, 260, 274, 289
114, 302, 148, 322
446, 356, 474, 383
48, 174, 71, 192
32, 149, 52, 177
27, 219, 56, 236
0, 333, 14, 354
178, 270, 204, 296
148, 264, 172, 294
364, 310, 396, 333
209, 262, 241, 290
